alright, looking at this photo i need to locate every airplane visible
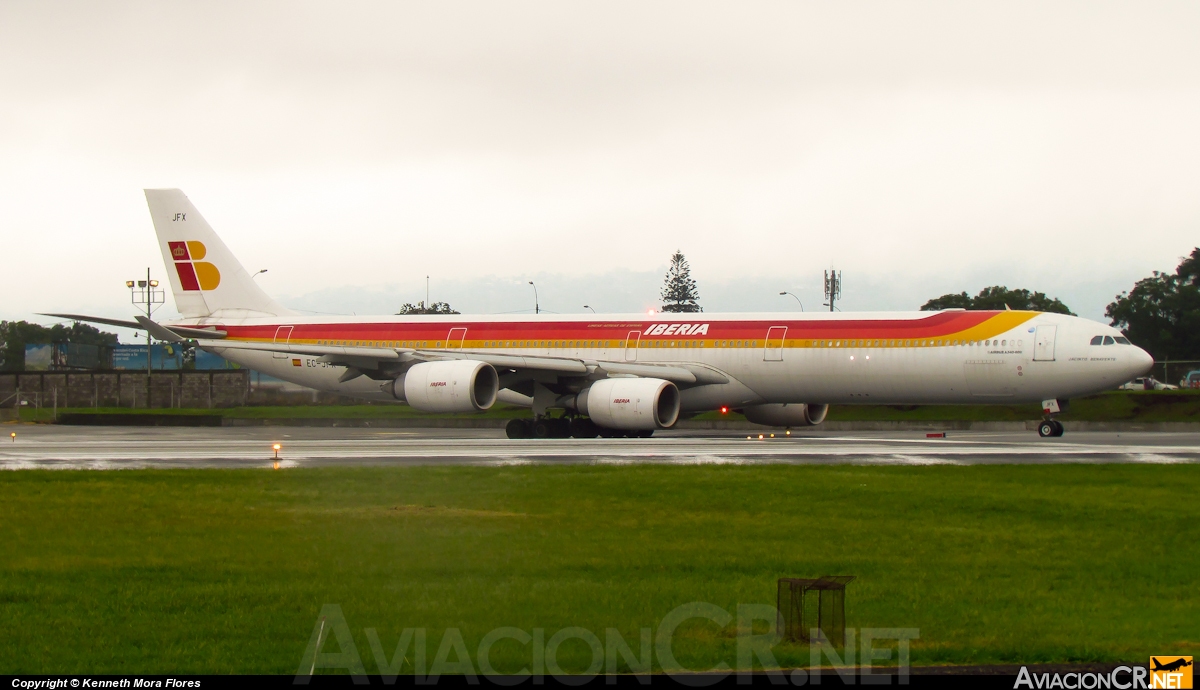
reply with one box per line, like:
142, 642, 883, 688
47, 189, 1154, 439
1151, 658, 1193, 673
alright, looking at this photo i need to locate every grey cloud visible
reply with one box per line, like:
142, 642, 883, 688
1, 1, 1197, 328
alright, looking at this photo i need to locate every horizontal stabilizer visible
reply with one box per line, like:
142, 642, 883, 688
39, 313, 227, 340
40, 313, 141, 330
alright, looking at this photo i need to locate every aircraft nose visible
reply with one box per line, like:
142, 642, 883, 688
1131, 346, 1154, 376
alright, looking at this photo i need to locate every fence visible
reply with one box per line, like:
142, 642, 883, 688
0, 371, 249, 410
1156, 360, 1200, 388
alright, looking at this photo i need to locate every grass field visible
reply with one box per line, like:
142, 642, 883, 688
16, 390, 1200, 424
2, 464, 1197, 674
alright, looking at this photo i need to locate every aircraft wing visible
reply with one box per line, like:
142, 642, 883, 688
193, 338, 404, 361
47, 314, 727, 385
424, 350, 728, 384
194, 338, 727, 385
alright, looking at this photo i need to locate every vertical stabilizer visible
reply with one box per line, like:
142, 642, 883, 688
145, 189, 293, 319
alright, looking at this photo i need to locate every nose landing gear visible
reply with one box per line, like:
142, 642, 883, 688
1038, 399, 1068, 438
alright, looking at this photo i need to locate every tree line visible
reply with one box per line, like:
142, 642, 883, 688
0, 321, 117, 372
918, 248, 1200, 361
1104, 248, 1200, 362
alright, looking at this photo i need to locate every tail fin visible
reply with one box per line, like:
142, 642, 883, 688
145, 189, 293, 319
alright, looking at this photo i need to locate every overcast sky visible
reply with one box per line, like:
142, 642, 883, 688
2, 1, 1198, 338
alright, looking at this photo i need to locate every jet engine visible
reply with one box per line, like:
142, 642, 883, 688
389, 360, 499, 412
578, 378, 680, 430
742, 403, 828, 427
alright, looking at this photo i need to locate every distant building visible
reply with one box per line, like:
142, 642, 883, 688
112, 344, 182, 370
23, 343, 239, 371
194, 349, 239, 370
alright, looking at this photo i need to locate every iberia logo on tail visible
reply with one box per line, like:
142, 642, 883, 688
169, 241, 221, 291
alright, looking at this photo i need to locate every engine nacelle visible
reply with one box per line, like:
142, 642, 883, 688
390, 360, 499, 412
580, 378, 680, 430
742, 403, 828, 427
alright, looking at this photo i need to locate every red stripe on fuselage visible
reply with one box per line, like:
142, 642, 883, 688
211, 311, 1010, 344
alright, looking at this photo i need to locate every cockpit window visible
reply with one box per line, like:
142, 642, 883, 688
1114, 336, 1131, 345
1103, 336, 1115, 345
1090, 336, 1103, 345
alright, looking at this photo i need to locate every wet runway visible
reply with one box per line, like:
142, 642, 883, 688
1, 425, 1198, 469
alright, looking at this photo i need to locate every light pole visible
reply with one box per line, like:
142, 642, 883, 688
779, 291, 804, 311
583, 305, 596, 313
127, 269, 164, 378
528, 281, 539, 315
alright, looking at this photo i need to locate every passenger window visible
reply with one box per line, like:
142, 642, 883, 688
1090, 336, 1103, 345
1103, 336, 1115, 345
1115, 336, 1131, 345
1001, 340, 1006, 346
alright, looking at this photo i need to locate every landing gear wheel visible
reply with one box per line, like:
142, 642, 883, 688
1051, 420, 1065, 437
505, 419, 531, 439
532, 418, 554, 439
1038, 420, 1058, 438
569, 417, 599, 439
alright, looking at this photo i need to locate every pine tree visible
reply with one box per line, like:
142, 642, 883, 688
660, 250, 701, 313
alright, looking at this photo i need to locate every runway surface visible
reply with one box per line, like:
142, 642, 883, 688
1, 425, 1198, 469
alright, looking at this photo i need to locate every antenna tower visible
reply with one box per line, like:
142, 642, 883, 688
824, 269, 842, 312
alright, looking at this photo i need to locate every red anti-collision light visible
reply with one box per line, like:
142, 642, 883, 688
720, 406, 728, 414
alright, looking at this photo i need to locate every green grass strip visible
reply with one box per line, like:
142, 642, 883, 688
2, 465, 1197, 673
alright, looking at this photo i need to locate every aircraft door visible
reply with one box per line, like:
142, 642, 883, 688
1033, 325, 1057, 361
764, 326, 787, 361
625, 331, 641, 361
447, 327, 467, 349
272, 326, 293, 359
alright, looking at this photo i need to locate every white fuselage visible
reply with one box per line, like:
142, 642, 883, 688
183, 310, 1152, 411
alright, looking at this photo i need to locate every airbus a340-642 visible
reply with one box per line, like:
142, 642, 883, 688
48, 189, 1153, 439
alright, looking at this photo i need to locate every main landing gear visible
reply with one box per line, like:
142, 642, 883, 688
505, 417, 654, 439
1037, 419, 1064, 438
